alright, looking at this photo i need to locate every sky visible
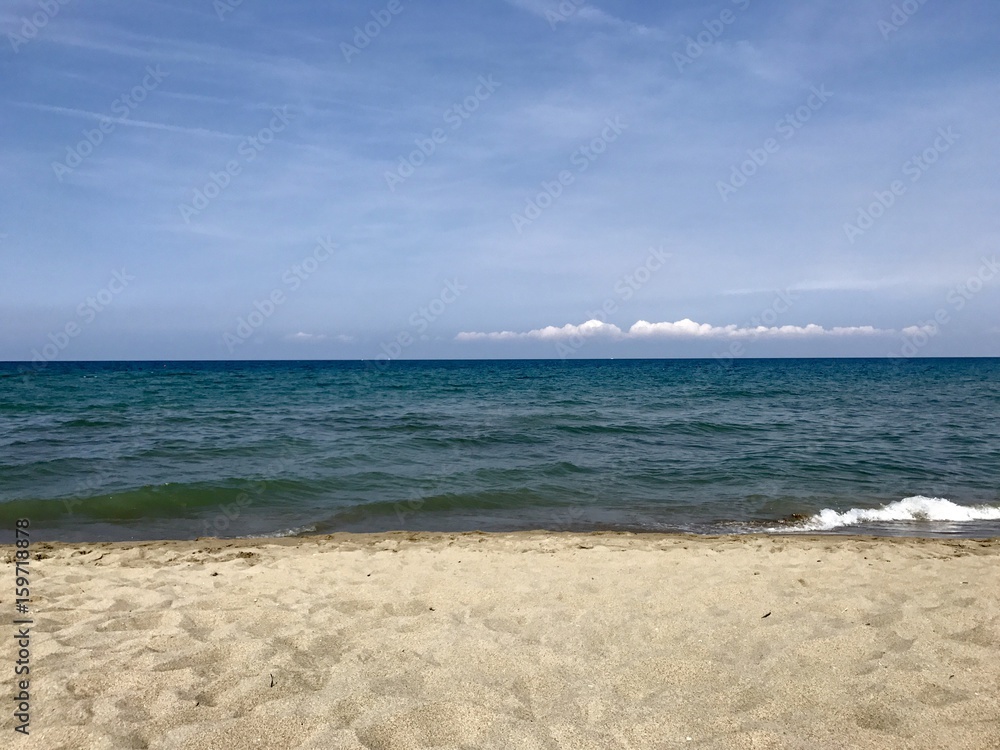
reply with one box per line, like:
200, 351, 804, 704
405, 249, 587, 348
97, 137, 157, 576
1, 0, 999, 361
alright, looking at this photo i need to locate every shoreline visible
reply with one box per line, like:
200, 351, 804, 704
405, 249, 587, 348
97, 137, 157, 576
4, 531, 998, 748
7, 528, 1000, 553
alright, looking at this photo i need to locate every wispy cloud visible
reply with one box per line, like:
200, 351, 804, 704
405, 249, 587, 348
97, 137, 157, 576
286, 332, 354, 344
12, 102, 240, 139
504, 0, 660, 36
286, 332, 326, 343
723, 278, 909, 295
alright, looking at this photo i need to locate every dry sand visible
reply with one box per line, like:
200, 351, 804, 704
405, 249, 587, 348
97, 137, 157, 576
2, 532, 999, 749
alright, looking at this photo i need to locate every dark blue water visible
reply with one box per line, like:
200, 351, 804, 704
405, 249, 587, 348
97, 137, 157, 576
1, 359, 998, 541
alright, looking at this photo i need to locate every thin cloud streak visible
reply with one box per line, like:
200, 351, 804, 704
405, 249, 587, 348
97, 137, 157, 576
504, 0, 661, 37
12, 102, 241, 139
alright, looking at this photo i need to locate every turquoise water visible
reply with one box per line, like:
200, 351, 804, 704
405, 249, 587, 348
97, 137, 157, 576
1, 359, 999, 541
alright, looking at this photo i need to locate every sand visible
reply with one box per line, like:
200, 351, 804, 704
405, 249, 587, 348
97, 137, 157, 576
2, 532, 999, 749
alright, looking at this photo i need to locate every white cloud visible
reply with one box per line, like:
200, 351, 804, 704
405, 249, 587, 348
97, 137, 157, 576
456, 319, 622, 341
901, 325, 938, 337
457, 318, 890, 342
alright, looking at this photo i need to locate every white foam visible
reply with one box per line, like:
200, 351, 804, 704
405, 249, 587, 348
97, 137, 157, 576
236, 524, 318, 539
268, 524, 318, 538
782, 496, 1000, 532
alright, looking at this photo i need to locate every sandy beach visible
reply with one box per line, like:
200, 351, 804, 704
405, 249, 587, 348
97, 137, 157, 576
3, 532, 999, 749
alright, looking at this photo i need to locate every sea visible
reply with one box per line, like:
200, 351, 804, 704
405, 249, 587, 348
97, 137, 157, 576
1, 358, 998, 542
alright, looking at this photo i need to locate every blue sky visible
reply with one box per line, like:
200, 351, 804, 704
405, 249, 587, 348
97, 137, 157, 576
2, 0, 998, 361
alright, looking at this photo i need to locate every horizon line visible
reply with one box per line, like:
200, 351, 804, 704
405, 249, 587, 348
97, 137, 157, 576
3, 356, 1000, 364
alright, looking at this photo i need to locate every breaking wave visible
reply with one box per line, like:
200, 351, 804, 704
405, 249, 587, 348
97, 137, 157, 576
782, 496, 1000, 532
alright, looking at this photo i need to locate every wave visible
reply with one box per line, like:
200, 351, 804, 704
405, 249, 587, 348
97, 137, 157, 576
0, 479, 316, 523
781, 496, 1000, 531
239, 524, 318, 539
